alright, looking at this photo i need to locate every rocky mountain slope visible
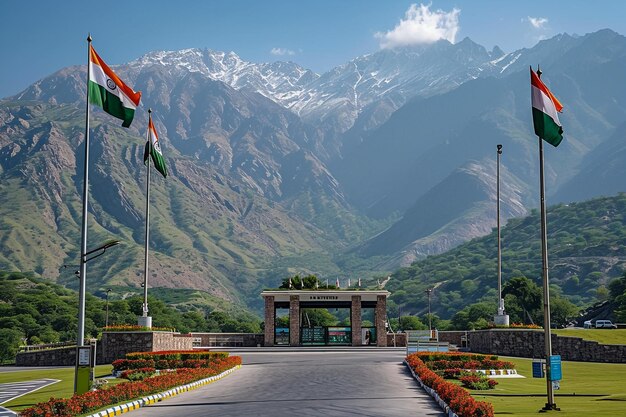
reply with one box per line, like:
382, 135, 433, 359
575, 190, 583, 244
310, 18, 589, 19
3, 29, 626, 308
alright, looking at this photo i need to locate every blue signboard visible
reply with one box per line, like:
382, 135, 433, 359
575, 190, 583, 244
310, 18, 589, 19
532, 360, 544, 378
549, 355, 562, 381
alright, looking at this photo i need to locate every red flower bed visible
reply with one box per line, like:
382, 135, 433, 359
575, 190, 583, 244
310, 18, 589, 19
406, 353, 494, 417
442, 368, 462, 379
459, 373, 498, 390
112, 358, 155, 372
21, 356, 242, 417
126, 350, 229, 361
419, 352, 514, 371
104, 324, 175, 332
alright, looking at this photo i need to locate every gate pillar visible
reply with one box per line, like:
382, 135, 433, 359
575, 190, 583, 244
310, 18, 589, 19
289, 295, 300, 346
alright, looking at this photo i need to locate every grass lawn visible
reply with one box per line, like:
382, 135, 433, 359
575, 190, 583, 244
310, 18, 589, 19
471, 357, 626, 417
2, 365, 118, 412
553, 329, 626, 345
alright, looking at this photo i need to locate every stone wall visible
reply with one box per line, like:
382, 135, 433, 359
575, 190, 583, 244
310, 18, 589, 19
438, 331, 469, 347
16, 332, 196, 366
155, 332, 194, 351
387, 333, 407, 347
16, 346, 78, 366
191, 333, 263, 347
468, 329, 626, 363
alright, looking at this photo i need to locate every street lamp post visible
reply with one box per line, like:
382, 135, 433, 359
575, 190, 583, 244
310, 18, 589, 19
74, 239, 120, 393
105, 289, 112, 329
425, 288, 433, 332
494, 144, 510, 326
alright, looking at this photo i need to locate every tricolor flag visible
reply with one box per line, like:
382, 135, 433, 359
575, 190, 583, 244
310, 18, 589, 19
89, 45, 141, 127
530, 67, 564, 147
144, 116, 168, 178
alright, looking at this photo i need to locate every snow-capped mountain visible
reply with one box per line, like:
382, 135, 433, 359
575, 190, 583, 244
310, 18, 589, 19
125, 39, 506, 134
128, 48, 318, 108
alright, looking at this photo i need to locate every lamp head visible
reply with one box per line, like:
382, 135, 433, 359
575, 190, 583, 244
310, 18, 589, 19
497, 144, 502, 154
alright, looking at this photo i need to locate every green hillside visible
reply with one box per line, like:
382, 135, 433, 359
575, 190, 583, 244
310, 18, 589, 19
0, 271, 261, 363
0, 100, 390, 308
386, 194, 626, 318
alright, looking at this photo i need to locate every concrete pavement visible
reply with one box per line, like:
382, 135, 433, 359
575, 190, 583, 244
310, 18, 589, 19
127, 348, 446, 417
0, 379, 59, 404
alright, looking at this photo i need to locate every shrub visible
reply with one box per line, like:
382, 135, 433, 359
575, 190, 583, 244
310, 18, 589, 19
442, 368, 463, 379
120, 367, 156, 381
112, 359, 155, 372
459, 372, 498, 390
406, 353, 494, 417
20, 356, 242, 417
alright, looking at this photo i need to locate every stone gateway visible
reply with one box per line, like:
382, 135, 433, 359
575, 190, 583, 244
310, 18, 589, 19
261, 290, 389, 347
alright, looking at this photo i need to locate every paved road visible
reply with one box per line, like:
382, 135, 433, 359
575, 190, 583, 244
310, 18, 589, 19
0, 366, 71, 373
130, 348, 445, 417
0, 379, 60, 416
0, 379, 59, 405
0, 407, 16, 417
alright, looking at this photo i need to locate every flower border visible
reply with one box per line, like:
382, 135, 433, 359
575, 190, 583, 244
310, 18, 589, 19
405, 353, 494, 417
85, 364, 241, 417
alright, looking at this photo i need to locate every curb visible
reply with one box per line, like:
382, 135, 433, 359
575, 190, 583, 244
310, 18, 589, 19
86, 365, 241, 417
404, 360, 459, 417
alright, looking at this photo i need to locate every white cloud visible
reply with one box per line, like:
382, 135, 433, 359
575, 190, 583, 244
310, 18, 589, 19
375, 3, 461, 49
528, 16, 548, 29
270, 47, 295, 56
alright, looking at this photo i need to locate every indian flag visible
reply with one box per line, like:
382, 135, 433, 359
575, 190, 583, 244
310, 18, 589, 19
530, 67, 564, 147
89, 45, 141, 127
144, 116, 168, 178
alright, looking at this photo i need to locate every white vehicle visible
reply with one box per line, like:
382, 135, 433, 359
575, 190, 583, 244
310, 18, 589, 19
583, 320, 592, 329
594, 320, 617, 329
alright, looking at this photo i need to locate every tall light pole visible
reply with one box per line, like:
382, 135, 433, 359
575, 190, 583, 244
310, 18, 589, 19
105, 289, 112, 329
494, 144, 509, 326
74, 239, 120, 393
425, 288, 433, 332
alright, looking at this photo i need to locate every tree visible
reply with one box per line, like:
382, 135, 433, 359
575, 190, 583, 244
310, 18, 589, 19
608, 275, 626, 299
502, 277, 542, 324
451, 302, 496, 330
398, 315, 426, 330
0, 328, 23, 363
279, 274, 336, 290
301, 309, 339, 326
550, 297, 580, 328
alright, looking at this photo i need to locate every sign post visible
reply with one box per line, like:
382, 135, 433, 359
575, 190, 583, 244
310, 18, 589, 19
548, 355, 562, 381
532, 359, 545, 378
75, 345, 94, 394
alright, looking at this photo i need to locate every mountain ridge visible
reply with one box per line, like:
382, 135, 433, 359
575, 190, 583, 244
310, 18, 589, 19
3, 29, 626, 313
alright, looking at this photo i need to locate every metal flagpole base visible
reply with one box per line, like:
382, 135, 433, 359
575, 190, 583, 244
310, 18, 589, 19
493, 314, 510, 326
540, 403, 560, 412
138, 315, 152, 328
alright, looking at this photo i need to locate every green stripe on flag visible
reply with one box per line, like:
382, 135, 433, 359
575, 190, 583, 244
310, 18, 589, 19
532, 107, 563, 147
145, 141, 168, 178
89, 82, 136, 128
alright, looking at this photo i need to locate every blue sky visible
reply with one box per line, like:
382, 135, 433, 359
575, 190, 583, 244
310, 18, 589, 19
1, 0, 626, 98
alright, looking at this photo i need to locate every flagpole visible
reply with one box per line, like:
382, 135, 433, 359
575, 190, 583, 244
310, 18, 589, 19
75, 33, 92, 393
140, 109, 152, 328
537, 68, 557, 411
